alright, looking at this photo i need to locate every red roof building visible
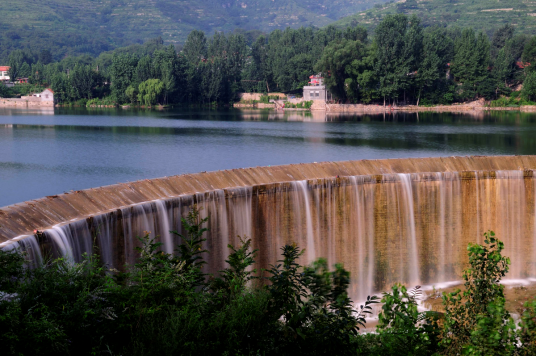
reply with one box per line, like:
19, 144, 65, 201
0, 66, 10, 81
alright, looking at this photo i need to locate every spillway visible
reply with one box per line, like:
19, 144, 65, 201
2, 156, 536, 299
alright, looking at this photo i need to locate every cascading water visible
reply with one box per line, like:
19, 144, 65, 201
349, 176, 376, 301
495, 170, 526, 279
397, 174, 420, 286
155, 200, 173, 254
292, 180, 316, 263
1, 235, 42, 268
4, 169, 536, 302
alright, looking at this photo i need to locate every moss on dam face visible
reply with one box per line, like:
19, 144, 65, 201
2, 156, 536, 299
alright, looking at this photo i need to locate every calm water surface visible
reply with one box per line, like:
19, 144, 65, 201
1, 107, 536, 207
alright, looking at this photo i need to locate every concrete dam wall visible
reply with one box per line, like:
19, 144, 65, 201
2, 156, 536, 299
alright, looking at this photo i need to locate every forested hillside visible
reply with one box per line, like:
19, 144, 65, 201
5, 14, 536, 109
334, 0, 536, 36
0, 0, 385, 62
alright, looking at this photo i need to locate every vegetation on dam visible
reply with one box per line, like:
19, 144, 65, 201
1, 207, 536, 356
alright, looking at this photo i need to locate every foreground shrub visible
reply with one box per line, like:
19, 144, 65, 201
440, 231, 512, 354
2, 218, 536, 355
376, 285, 440, 356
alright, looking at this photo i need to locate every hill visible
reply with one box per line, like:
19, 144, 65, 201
0, 0, 385, 62
333, 0, 536, 36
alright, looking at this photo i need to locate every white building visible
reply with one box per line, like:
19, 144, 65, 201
32, 88, 55, 102
0, 66, 10, 81
303, 74, 331, 101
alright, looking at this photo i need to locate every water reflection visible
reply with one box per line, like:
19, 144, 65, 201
0, 108, 55, 116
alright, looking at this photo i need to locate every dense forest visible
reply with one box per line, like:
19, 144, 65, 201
336, 0, 536, 38
3, 14, 536, 106
0, 0, 385, 62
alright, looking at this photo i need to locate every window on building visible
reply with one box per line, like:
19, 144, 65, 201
315, 91, 320, 97
45, 95, 49, 98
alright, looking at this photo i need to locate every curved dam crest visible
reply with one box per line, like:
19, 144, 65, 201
2, 156, 536, 299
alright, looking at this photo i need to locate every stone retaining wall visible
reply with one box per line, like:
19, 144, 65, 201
0, 98, 55, 108
233, 102, 275, 108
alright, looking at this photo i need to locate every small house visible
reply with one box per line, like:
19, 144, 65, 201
33, 88, 55, 103
0, 88, 55, 107
0, 66, 10, 82
303, 74, 330, 101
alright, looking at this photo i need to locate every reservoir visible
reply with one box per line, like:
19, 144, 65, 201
2, 107, 536, 208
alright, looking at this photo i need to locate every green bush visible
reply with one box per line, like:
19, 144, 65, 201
488, 92, 536, 107
376, 284, 440, 355
2, 218, 536, 355
259, 94, 281, 104
284, 100, 313, 109
86, 97, 117, 106
441, 231, 512, 354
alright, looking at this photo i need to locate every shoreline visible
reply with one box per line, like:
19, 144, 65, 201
233, 102, 536, 113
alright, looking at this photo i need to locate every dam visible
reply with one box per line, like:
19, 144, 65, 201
1, 155, 536, 299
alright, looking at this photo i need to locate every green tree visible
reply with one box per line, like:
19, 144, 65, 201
125, 85, 138, 104
522, 71, 536, 101
315, 39, 365, 102
137, 78, 164, 106
0, 81, 9, 98
18, 62, 31, 78
245, 35, 269, 91
522, 36, 536, 73
38, 49, 53, 65
30, 62, 45, 85
345, 44, 378, 103
452, 29, 491, 99
374, 14, 422, 105
135, 55, 154, 85
7, 50, 35, 81
69, 65, 97, 100
50, 72, 70, 103
110, 54, 138, 104
153, 45, 186, 104
508, 34, 530, 62
183, 30, 208, 65
492, 48, 515, 94
416, 27, 452, 105
441, 231, 512, 355
491, 24, 515, 60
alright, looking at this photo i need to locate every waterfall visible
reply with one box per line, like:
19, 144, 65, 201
475, 171, 481, 244
155, 200, 173, 254
397, 174, 420, 286
94, 213, 116, 267
4, 169, 536, 301
46, 226, 75, 263
495, 171, 526, 279
1, 235, 43, 268
293, 180, 316, 263
350, 176, 375, 301
437, 172, 447, 282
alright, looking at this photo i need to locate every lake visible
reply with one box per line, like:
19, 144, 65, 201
1, 107, 536, 207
